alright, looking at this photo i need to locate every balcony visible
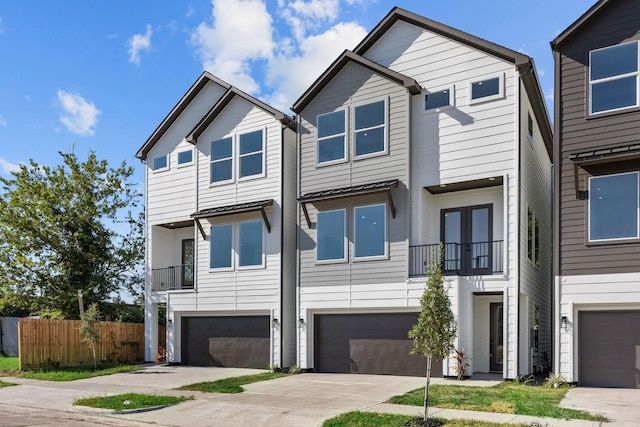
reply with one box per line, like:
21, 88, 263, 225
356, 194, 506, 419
151, 265, 194, 291
409, 241, 503, 277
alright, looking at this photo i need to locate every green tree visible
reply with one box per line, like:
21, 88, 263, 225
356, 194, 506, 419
0, 151, 143, 319
408, 244, 457, 424
80, 303, 102, 369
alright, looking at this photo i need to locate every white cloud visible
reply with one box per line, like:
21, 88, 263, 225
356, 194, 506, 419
545, 88, 554, 102
56, 90, 101, 136
128, 24, 152, 65
280, 0, 340, 40
0, 115, 6, 127
191, 0, 274, 94
0, 157, 20, 175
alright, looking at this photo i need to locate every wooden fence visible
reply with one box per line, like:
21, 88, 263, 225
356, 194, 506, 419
18, 318, 165, 369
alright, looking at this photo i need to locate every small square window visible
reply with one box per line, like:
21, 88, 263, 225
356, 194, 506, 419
316, 209, 346, 262
317, 110, 346, 165
424, 87, 453, 111
152, 155, 168, 171
354, 204, 387, 259
589, 42, 639, 114
469, 75, 503, 104
239, 129, 264, 179
589, 172, 639, 241
354, 100, 386, 158
178, 150, 193, 165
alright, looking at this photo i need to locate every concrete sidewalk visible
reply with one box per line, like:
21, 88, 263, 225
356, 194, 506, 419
0, 365, 627, 426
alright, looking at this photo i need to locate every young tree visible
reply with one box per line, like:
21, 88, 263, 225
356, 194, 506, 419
408, 245, 457, 424
80, 303, 102, 370
0, 151, 143, 319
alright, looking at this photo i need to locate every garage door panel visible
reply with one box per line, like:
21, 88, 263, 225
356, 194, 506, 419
579, 311, 640, 388
315, 313, 441, 377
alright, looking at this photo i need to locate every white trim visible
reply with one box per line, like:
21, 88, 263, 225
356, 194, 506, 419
352, 98, 388, 160
315, 208, 348, 263
316, 109, 347, 166
587, 171, 640, 242
422, 85, 455, 113
468, 73, 504, 105
353, 203, 388, 261
210, 135, 235, 186
238, 127, 266, 181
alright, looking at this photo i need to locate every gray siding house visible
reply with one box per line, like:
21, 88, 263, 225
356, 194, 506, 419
551, 0, 640, 388
293, 8, 553, 379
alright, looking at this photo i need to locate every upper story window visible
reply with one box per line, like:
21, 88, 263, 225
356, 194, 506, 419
238, 220, 264, 267
527, 207, 540, 266
152, 155, 168, 172
424, 87, 453, 112
210, 220, 264, 269
316, 209, 346, 262
211, 137, 234, 184
527, 113, 534, 143
590, 41, 639, 115
354, 203, 387, 259
177, 149, 193, 166
354, 100, 386, 158
317, 110, 346, 164
239, 130, 264, 179
210, 224, 233, 269
469, 75, 503, 104
589, 171, 639, 242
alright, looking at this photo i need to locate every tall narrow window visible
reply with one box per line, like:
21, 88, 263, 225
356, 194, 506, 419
239, 130, 263, 178
590, 42, 639, 114
316, 209, 346, 261
354, 204, 386, 259
527, 208, 534, 261
210, 224, 233, 269
589, 172, 639, 241
317, 110, 346, 164
211, 137, 233, 183
238, 220, 263, 267
354, 100, 386, 158
527, 113, 534, 143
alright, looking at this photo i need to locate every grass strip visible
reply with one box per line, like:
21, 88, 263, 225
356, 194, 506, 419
74, 392, 193, 411
0, 379, 17, 388
18, 363, 141, 381
0, 355, 19, 372
177, 372, 288, 393
389, 382, 607, 422
323, 411, 526, 426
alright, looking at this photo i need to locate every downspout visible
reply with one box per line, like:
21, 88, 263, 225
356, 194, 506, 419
279, 123, 285, 369
295, 113, 303, 369
515, 65, 526, 379
551, 45, 562, 376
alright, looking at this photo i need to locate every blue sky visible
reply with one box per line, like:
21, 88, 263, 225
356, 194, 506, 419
0, 0, 596, 182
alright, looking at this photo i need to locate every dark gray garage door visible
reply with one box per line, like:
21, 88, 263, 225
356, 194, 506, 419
579, 311, 640, 388
181, 316, 269, 368
314, 313, 441, 377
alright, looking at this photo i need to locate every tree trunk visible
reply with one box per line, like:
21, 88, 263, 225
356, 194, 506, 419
424, 354, 432, 421
92, 343, 97, 370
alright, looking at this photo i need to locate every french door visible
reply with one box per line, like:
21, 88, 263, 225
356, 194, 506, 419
440, 204, 492, 275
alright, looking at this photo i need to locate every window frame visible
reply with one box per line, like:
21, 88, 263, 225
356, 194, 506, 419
353, 203, 388, 261
152, 155, 169, 172
352, 98, 388, 160
210, 136, 235, 186
468, 74, 504, 105
527, 206, 540, 267
177, 148, 194, 167
588, 171, 640, 242
527, 113, 534, 144
423, 85, 454, 113
589, 41, 640, 115
209, 223, 234, 271
315, 208, 347, 263
237, 219, 265, 269
238, 128, 266, 181
316, 109, 347, 166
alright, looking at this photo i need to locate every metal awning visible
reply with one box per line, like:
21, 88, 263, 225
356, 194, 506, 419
298, 179, 399, 227
191, 199, 274, 238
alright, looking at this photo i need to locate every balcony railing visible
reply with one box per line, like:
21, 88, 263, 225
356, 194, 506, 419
409, 241, 503, 277
152, 265, 194, 291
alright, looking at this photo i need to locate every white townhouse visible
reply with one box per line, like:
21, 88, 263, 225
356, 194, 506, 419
291, 8, 553, 379
136, 72, 297, 369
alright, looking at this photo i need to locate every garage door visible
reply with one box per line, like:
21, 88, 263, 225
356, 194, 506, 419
579, 311, 640, 388
314, 313, 441, 377
181, 316, 270, 368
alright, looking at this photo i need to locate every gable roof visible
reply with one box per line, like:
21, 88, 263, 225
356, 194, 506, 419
551, 0, 613, 50
186, 86, 295, 144
136, 71, 230, 160
291, 50, 421, 113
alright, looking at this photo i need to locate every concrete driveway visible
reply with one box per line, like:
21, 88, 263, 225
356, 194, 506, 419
561, 386, 640, 427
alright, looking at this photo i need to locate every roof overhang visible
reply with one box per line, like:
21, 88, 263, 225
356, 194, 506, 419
424, 176, 503, 195
191, 199, 274, 238
298, 179, 399, 227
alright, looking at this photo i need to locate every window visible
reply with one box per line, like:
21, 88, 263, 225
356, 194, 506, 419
527, 207, 540, 266
354, 204, 386, 259
239, 130, 264, 178
211, 137, 233, 183
469, 75, 503, 104
354, 100, 386, 158
177, 149, 193, 165
317, 110, 346, 164
316, 209, 346, 262
590, 42, 639, 114
210, 224, 233, 269
527, 113, 534, 143
424, 87, 453, 111
152, 155, 168, 171
238, 220, 263, 267
589, 172, 639, 241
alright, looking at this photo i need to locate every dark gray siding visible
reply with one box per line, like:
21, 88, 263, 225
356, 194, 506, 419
557, 0, 640, 276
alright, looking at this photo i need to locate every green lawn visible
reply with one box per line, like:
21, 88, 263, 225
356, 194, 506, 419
389, 383, 607, 422
0, 354, 19, 372
18, 363, 141, 381
74, 392, 193, 411
323, 412, 526, 427
177, 372, 288, 393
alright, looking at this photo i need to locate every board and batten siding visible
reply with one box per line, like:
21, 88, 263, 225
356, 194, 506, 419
146, 81, 227, 226
557, 0, 640, 276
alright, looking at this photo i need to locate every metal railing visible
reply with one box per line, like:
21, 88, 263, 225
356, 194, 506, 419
409, 241, 503, 277
151, 265, 194, 291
